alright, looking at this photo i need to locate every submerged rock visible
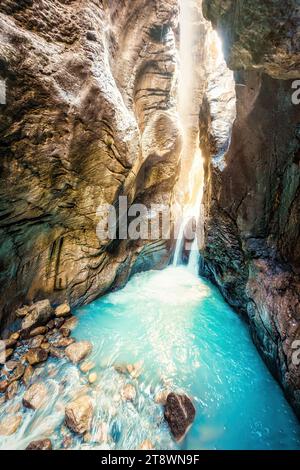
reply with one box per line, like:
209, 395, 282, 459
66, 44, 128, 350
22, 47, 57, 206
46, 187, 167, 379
0, 415, 22, 436
164, 393, 196, 442
23, 383, 48, 410
26, 439, 52, 450
121, 384, 136, 402
65, 395, 93, 434
65, 341, 92, 364
55, 303, 71, 318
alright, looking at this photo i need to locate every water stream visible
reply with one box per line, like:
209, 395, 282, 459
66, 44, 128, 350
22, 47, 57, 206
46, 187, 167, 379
1, 266, 300, 450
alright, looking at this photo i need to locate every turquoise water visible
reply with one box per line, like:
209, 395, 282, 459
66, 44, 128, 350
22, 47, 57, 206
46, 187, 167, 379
1, 266, 299, 450
73, 266, 300, 450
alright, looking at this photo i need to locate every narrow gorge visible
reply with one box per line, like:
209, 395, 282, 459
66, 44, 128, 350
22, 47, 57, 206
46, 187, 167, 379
0, 0, 299, 451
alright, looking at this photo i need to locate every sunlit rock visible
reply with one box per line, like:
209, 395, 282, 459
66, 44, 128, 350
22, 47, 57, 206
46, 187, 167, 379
65, 395, 94, 435
0, 415, 22, 436
23, 383, 48, 410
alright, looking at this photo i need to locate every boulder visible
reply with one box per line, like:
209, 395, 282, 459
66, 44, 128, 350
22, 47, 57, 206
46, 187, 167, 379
29, 335, 44, 349
30, 326, 47, 337
26, 348, 48, 366
23, 383, 48, 410
10, 363, 25, 382
21, 300, 53, 332
52, 337, 74, 348
65, 341, 92, 364
60, 316, 78, 334
55, 303, 71, 318
54, 318, 65, 329
65, 395, 93, 434
0, 415, 22, 436
26, 439, 52, 450
164, 393, 196, 442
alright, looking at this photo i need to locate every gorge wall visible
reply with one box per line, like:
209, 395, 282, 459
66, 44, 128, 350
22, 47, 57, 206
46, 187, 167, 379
201, 0, 300, 416
0, 0, 182, 331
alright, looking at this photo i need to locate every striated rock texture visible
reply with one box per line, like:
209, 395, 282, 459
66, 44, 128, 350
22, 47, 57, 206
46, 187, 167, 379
0, 0, 181, 330
201, 1, 300, 417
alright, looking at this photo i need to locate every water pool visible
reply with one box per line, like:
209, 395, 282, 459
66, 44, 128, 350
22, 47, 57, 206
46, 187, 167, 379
0, 266, 299, 450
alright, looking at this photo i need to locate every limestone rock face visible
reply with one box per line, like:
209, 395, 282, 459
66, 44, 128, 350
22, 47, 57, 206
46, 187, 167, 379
0, 0, 180, 330
203, 0, 300, 79
201, 5, 300, 417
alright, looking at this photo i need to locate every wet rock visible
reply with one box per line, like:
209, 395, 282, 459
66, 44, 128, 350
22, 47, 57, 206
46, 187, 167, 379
80, 361, 95, 374
23, 383, 48, 410
6, 381, 18, 400
88, 372, 97, 384
30, 326, 47, 337
46, 320, 55, 330
41, 342, 50, 351
4, 337, 17, 348
0, 415, 22, 436
10, 363, 25, 382
154, 389, 169, 406
16, 306, 30, 318
49, 347, 65, 359
22, 365, 34, 387
26, 348, 48, 366
139, 439, 154, 450
164, 393, 196, 442
55, 303, 71, 318
5, 349, 14, 361
65, 341, 92, 364
29, 335, 44, 349
21, 300, 53, 332
60, 316, 78, 334
65, 395, 93, 434
121, 384, 136, 401
0, 380, 9, 393
54, 318, 65, 329
5, 360, 18, 372
52, 337, 74, 348
26, 439, 52, 450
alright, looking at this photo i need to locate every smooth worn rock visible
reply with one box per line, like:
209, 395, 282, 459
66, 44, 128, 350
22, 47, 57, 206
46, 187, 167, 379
88, 372, 97, 384
65, 395, 93, 434
26, 348, 48, 366
22, 365, 34, 387
55, 303, 71, 318
30, 326, 47, 337
29, 335, 45, 349
23, 383, 48, 410
21, 300, 53, 332
0, 415, 22, 436
26, 439, 52, 450
65, 341, 92, 364
164, 393, 196, 442
60, 317, 78, 333
80, 361, 95, 374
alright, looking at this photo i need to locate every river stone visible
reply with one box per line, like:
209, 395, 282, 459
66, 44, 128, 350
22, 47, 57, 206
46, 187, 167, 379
29, 335, 44, 349
55, 303, 71, 318
154, 389, 169, 406
88, 372, 97, 384
26, 348, 48, 365
65, 341, 92, 363
52, 337, 75, 348
54, 318, 65, 329
10, 363, 25, 382
121, 384, 136, 401
21, 300, 53, 332
60, 316, 78, 332
0, 415, 22, 436
23, 383, 48, 410
30, 326, 47, 337
164, 393, 196, 442
49, 347, 65, 359
65, 395, 93, 434
0, 380, 9, 393
22, 365, 33, 387
6, 381, 18, 400
26, 439, 52, 450
80, 361, 95, 374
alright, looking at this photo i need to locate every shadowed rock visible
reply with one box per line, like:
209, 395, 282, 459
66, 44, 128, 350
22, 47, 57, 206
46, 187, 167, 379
26, 439, 52, 450
164, 393, 196, 442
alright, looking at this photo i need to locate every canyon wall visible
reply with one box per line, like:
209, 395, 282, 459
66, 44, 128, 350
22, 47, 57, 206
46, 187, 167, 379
201, 0, 300, 416
0, 0, 181, 331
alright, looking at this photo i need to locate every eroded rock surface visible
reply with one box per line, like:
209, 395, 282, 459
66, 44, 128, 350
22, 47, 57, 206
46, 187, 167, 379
0, 0, 180, 331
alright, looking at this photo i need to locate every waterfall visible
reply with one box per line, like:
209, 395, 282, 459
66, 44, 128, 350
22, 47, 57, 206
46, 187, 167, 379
187, 237, 200, 275
173, 222, 185, 266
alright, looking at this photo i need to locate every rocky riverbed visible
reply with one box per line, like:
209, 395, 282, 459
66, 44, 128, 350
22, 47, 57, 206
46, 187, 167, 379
0, 299, 195, 450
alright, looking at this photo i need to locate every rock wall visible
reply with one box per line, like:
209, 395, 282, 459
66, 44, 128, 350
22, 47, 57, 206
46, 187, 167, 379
0, 0, 181, 331
201, 0, 300, 417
